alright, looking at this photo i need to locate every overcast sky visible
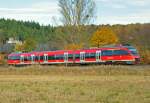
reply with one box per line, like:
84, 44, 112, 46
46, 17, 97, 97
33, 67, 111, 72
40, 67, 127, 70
0, 0, 150, 25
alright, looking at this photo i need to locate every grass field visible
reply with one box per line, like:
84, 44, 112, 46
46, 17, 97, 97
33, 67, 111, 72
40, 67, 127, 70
0, 65, 150, 103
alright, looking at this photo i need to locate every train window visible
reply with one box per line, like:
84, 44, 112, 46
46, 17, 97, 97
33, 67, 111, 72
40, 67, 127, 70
27, 56, 32, 61
40, 56, 44, 60
55, 55, 64, 60
102, 50, 113, 56
35, 56, 39, 61
68, 54, 73, 59
24, 56, 28, 61
75, 54, 80, 59
8, 56, 20, 60
48, 55, 55, 60
85, 53, 96, 58
113, 50, 129, 55
85, 53, 90, 58
90, 53, 96, 58
131, 51, 138, 55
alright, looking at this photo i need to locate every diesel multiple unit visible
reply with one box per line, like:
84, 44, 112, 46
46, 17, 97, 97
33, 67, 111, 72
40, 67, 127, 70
8, 46, 140, 65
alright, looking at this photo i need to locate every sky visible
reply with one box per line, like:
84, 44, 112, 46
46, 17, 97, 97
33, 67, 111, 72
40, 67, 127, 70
0, 0, 150, 25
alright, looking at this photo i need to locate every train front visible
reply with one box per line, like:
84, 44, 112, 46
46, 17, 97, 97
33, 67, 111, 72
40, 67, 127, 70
124, 46, 140, 64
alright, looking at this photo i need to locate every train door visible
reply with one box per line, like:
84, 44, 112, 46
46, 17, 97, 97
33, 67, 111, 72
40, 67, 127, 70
80, 52, 85, 62
20, 55, 24, 64
44, 54, 48, 63
96, 51, 101, 62
31, 54, 35, 63
64, 52, 68, 63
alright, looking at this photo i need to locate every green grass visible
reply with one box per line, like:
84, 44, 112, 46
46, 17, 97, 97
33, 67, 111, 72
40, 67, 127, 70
0, 65, 149, 103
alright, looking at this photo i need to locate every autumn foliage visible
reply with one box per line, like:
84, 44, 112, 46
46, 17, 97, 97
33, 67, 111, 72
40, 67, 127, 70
14, 38, 37, 52
64, 43, 83, 50
14, 43, 25, 52
90, 26, 119, 47
138, 48, 150, 64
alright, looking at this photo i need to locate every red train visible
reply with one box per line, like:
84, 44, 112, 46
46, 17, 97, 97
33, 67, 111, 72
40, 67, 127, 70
7, 46, 140, 65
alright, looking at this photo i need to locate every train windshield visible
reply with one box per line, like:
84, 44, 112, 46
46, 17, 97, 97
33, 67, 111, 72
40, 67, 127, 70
130, 50, 138, 55
124, 46, 138, 56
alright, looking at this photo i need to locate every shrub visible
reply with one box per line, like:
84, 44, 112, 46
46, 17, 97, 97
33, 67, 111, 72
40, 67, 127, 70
140, 49, 150, 64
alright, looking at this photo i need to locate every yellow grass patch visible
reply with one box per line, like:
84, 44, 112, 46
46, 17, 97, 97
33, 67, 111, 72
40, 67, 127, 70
0, 65, 149, 103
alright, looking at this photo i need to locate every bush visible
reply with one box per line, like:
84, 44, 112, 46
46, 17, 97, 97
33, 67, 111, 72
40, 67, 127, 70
0, 53, 7, 66
139, 49, 150, 64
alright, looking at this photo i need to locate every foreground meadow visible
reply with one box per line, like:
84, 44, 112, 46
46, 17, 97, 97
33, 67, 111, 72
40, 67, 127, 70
0, 65, 150, 103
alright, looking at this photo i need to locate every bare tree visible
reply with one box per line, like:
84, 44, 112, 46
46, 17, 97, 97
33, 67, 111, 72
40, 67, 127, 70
59, 0, 95, 26
57, 0, 96, 49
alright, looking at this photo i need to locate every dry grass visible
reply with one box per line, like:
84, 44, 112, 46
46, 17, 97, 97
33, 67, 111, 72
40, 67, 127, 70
0, 65, 149, 103
0, 65, 150, 76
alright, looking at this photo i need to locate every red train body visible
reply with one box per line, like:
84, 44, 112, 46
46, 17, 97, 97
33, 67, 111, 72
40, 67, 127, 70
7, 47, 139, 65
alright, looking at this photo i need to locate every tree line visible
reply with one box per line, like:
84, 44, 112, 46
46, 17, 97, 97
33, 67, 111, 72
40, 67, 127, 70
0, 18, 150, 63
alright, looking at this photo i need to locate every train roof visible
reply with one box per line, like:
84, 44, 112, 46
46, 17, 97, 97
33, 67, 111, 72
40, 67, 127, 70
8, 46, 129, 56
84, 47, 128, 50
